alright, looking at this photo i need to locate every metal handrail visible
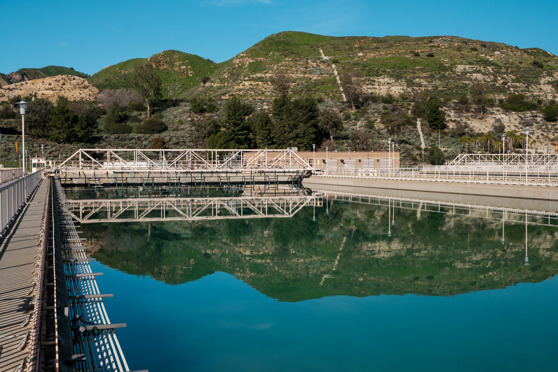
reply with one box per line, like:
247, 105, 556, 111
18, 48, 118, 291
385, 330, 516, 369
317, 168, 558, 187
0, 171, 43, 238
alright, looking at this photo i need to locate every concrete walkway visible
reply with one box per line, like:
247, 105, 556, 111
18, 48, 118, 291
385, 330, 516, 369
0, 180, 48, 371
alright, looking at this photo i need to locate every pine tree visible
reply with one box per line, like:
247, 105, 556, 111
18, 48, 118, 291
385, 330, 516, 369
426, 98, 446, 131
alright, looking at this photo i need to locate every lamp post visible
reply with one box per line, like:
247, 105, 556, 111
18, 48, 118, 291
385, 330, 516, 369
325, 146, 328, 175
525, 127, 529, 180
501, 134, 506, 181
388, 137, 391, 177
17, 100, 28, 175
312, 143, 316, 172
392, 141, 396, 173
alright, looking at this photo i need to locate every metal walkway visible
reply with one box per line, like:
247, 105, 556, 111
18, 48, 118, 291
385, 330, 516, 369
0, 179, 48, 371
0, 176, 137, 371
53, 179, 130, 371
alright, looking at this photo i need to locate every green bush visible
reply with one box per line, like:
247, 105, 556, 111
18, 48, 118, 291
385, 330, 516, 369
135, 115, 168, 134
105, 121, 133, 134
500, 94, 537, 112
190, 95, 217, 114
105, 103, 128, 125
426, 146, 445, 165
0, 103, 16, 119
542, 105, 558, 122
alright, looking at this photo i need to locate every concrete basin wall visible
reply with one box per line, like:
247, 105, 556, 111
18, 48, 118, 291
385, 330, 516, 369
303, 176, 558, 212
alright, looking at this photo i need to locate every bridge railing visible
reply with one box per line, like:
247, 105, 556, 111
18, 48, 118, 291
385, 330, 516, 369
0, 171, 43, 238
318, 167, 558, 186
447, 153, 558, 167
56, 148, 313, 173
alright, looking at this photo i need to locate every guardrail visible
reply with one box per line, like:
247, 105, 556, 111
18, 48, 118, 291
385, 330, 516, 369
319, 167, 558, 186
0, 168, 24, 185
0, 171, 43, 238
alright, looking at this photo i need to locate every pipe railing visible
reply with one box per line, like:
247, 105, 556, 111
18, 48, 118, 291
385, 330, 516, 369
0, 171, 43, 238
316, 167, 558, 186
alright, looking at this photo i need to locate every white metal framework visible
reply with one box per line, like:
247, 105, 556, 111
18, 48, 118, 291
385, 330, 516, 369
57, 148, 313, 173
448, 153, 558, 167
54, 180, 130, 371
65, 195, 322, 223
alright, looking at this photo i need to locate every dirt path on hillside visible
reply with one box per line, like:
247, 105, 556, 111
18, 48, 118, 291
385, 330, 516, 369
320, 48, 347, 102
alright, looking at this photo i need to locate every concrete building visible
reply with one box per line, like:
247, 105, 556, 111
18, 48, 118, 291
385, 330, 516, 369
296, 151, 400, 174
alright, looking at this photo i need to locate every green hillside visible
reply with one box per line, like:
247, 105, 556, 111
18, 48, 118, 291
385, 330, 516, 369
88, 50, 216, 97
39, 65, 88, 78
206, 31, 558, 102
0, 65, 88, 84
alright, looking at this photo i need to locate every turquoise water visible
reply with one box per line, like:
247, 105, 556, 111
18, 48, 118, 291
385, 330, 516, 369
80, 193, 558, 371
93, 266, 558, 372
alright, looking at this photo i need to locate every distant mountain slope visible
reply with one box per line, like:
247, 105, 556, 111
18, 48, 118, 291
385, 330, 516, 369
0, 75, 99, 103
0, 65, 88, 85
88, 50, 216, 97
206, 31, 558, 102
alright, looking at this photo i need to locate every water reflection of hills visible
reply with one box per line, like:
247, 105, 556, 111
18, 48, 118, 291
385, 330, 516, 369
82, 192, 558, 301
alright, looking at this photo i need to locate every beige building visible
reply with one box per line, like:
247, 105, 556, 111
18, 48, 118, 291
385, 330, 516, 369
296, 151, 400, 174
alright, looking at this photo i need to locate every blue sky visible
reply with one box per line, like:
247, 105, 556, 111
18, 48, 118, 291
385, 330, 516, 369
1, 0, 556, 75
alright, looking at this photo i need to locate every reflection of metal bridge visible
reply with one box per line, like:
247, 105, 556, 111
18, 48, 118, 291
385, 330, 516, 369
65, 195, 323, 223
327, 191, 558, 227
56, 149, 313, 186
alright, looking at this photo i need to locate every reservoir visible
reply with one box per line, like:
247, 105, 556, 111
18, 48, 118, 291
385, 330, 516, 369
66, 186, 558, 372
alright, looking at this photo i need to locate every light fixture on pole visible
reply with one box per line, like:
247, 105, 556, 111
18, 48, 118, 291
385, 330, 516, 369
501, 133, 506, 180
388, 137, 391, 177
525, 126, 529, 179
16, 100, 28, 175
325, 146, 328, 175
312, 144, 316, 172
392, 141, 396, 173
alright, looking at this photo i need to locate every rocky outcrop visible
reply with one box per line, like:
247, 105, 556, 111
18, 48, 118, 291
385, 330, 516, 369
0, 75, 99, 103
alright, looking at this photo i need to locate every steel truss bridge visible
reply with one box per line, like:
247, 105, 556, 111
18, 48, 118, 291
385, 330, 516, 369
55, 148, 314, 187
447, 153, 558, 168
57, 148, 312, 173
65, 194, 323, 223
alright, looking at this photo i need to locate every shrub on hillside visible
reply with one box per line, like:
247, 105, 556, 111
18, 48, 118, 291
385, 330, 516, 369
105, 103, 128, 125
426, 146, 445, 165
500, 94, 537, 112
105, 121, 133, 134
532, 60, 544, 68
135, 115, 167, 134
0, 103, 16, 119
148, 137, 167, 149
190, 95, 217, 114
542, 105, 558, 122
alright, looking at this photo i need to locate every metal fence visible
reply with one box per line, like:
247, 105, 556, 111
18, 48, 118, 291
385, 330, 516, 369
318, 167, 558, 187
0, 168, 24, 185
0, 171, 43, 238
